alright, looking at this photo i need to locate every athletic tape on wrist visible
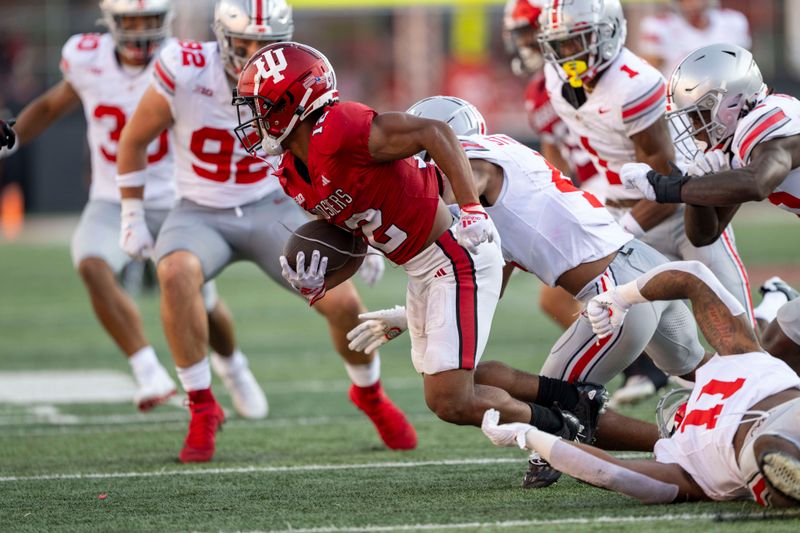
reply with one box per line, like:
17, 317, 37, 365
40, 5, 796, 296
117, 170, 147, 188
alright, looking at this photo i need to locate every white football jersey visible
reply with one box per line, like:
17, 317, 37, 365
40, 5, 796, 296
731, 94, 800, 217
459, 134, 632, 286
152, 40, 282, 209
60, 33, 174, 208
640, 9, 751, 77
545, 48, 668, 201
654, 352, 800, 501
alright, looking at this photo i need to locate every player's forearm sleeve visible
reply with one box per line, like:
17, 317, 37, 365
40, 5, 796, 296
634, 260, 746, 317
523, 430, 679, 504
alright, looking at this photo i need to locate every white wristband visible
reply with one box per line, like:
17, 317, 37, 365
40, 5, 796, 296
619, 212, 645, 238
615, 279, 648, 306
117, 170, 147, 188
121, 197, 145, 214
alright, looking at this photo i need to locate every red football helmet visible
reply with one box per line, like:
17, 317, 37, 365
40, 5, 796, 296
503, 0, 545, 76
233, 42, 338, 156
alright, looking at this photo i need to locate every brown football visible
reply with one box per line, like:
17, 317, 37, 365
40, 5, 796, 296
283, 219, 367, 290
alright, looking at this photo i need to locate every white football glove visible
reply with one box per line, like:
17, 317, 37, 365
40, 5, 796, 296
357, 247, 385, 287
586, 284, 634, 339
455, 203, 496, 254
620, 162, 656, 201
481, 409, 534, 449
687, 148, 731, 176
119, 198, 154, 259
279, 249, 328, 306
346, 305, 408, 353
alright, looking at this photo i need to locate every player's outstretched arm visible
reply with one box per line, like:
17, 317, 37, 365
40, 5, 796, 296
633, 136, 800, 206
0, 81, 80, 156
589, 261, 760, 356
368, 112, 479, 206
481, 409, 702, 503
368, 112, 495, 253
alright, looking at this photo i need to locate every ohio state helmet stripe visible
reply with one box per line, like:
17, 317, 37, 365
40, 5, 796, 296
739, 108, 789, 162
551, 0, 560, 28
253, 0, 268, 25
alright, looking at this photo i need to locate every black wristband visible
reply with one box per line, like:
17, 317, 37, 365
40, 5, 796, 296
646, 169, 690, 203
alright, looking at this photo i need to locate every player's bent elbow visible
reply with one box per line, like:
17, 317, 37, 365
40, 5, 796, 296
686, 224, 723, 247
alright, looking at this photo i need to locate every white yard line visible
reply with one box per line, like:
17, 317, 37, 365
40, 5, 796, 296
0, 458, 520, 482
256, 512, 800, 532
0, 453, 651, 483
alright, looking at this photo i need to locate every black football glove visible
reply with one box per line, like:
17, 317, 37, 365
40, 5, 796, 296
646, 161, 691, 203
0, 119, 16, 150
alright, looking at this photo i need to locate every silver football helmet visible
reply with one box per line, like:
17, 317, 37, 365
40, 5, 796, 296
666, 43, 766, 160
538, 0, 626, 85
406, 96, 487, 137
213, 0, 294, 78
99, 0, 173, 63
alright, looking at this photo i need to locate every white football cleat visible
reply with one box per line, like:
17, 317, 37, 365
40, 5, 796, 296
134, 367, 177, 412
609, 375, 656, 408
210, 352, 268, 419
761, 451, 800, 502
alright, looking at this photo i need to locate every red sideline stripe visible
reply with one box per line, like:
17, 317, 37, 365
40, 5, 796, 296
721, 229, 756, 328
622, 83, 665, 120
739, 109, 787, 161
154, 60, 175, 93
567, 331, 613, 383
436, 231, 478, 370
769, 191, 800, 210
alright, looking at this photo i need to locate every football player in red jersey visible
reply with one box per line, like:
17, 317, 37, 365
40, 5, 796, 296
234, 42, 607, 438
117, 1, 416, 462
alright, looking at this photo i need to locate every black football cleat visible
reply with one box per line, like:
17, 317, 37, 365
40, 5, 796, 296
571, 382, 608, 444
521, 407, 581, 489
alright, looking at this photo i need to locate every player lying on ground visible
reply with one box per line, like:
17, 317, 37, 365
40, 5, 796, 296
357, 95, 710, 487
118, 0, 413, 463
234, 42, 612, 459
621, 43, 800, 366
483, 260, 800, 507
0, 0, 251, 414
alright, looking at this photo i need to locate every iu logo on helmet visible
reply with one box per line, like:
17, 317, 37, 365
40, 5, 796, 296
254, 49, 288, 83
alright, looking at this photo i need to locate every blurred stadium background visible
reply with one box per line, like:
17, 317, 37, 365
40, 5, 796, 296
1, 0, 800, 215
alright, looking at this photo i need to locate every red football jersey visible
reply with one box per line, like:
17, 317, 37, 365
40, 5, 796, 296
276, 102, 441, 265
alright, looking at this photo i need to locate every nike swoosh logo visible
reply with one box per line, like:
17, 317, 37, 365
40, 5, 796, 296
598, 108, 610, 114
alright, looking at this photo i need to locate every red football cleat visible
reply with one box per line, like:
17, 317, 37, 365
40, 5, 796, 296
349, 381, 417, 450
179, 389, 225, 463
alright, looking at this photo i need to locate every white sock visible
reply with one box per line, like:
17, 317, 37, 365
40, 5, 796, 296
176, 357, 212, 392
211, 348, 247, 375
128, 346, 161, 386
755, 291, 789, 323
345, 354, 381, 388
